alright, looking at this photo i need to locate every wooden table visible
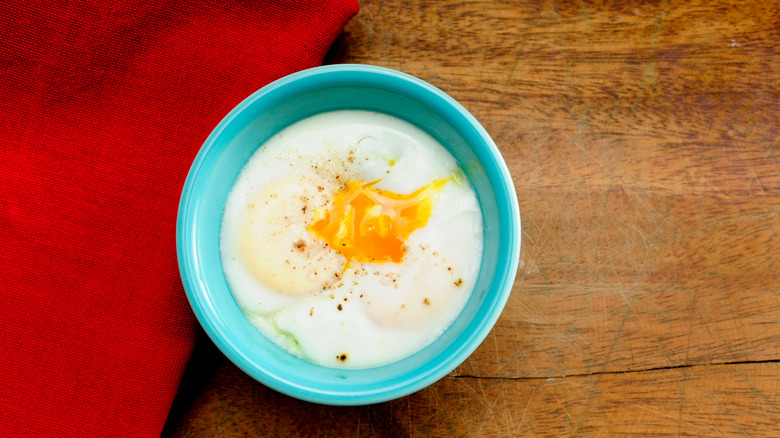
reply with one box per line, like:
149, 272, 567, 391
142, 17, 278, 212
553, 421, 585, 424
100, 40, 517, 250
164, 1, 779, 435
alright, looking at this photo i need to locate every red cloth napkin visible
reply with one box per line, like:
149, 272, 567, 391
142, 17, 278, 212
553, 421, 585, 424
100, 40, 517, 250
0, 1, 358, 436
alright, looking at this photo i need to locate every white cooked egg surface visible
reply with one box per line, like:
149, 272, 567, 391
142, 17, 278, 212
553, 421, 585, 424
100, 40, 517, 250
220, 110, 484, 368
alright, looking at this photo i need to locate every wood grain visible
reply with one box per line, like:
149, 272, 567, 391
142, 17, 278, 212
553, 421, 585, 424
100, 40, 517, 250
166, 338, 780, 437
165, 0, 780, 435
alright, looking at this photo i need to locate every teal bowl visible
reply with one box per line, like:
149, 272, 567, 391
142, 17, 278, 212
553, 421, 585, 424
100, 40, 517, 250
177, 64, 520, 405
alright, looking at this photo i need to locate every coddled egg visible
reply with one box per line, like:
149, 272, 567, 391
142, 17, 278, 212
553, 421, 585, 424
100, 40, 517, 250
221, 110, 483, 368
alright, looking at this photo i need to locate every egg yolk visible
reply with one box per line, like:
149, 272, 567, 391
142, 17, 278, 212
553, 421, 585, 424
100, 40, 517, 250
308, 179, 448, 267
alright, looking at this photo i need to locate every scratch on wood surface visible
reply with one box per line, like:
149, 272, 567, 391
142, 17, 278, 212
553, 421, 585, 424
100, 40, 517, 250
515, 380, 541, 437
633, 305, 676, 368
677, 367, 687, 437
693, 398, 727, 437
475, 379, 499, 436
574, 305, 629, 435
492, 329, 501, 364
595, 390, 615, 437
702, 391, 751, 436
684, 293, 696, 363
498, 379, 520, 437
741, 148, 769, 196
524, 416, 543, 438
456, 376, 497, 429
733, 366, 780, 414
597, 174, 617, 219
550, 385, 576, 436
498, 33, 528, 106
631, 399, 694, 424
576, 0, 592, 33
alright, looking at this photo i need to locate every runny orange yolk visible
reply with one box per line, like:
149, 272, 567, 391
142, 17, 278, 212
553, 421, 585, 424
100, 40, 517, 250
308, 179, 448, 267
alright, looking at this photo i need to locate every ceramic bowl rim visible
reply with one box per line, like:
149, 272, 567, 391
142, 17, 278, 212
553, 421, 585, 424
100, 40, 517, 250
176, 64, 521, 405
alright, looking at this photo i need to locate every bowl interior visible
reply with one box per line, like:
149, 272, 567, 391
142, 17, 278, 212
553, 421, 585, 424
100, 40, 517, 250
178, 65, 519, 405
